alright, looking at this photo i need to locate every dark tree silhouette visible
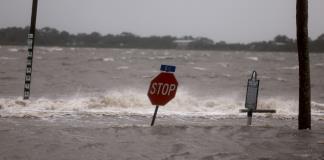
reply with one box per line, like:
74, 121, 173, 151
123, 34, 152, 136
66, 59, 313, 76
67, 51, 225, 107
0, 26, 324, 52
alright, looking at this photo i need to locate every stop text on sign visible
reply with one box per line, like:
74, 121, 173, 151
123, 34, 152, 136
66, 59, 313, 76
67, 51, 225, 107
149, 83, 177, 96
147, 71, 178, 106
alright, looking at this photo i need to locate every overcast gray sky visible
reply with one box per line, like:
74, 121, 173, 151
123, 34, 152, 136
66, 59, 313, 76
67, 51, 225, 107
0, 0, 323, 43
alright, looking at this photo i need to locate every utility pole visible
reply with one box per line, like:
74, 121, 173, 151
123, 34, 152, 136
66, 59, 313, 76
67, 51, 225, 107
297, 0, 311, 129
24, 0, 38, 99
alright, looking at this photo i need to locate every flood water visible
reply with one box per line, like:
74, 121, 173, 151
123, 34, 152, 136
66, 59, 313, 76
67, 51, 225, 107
0, 46, 323, 118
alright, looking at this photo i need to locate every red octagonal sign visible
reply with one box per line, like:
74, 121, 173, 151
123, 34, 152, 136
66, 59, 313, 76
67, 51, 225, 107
147, 72, 178, 106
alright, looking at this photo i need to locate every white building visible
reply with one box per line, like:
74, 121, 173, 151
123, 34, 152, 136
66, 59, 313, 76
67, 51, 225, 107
173, 39, 194, 49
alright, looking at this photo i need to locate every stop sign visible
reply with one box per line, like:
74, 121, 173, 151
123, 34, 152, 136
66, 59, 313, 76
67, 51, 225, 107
147, 72, 178, 106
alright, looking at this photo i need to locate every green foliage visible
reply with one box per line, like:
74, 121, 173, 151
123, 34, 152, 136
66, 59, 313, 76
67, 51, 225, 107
311, 34, 324, 52
0, 26, 323, 52
0, 27, 29, 45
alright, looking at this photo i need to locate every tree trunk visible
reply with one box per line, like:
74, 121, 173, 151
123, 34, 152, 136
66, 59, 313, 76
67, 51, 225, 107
297, 0, 311, 129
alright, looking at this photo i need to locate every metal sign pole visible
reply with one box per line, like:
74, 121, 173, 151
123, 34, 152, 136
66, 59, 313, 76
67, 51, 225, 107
245, 71, 259, 126
23, 0, 38, 99
240, 71, 276, 125
247, 109, 253, 125
151, 105, 159, 126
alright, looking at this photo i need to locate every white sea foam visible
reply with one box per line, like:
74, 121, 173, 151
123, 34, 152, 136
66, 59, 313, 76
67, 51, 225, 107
0, 56, 16, 60
312, 101, 324, 111
193, 67, 207, 71
176, 55, 190, 60
103, 57, 114, 62
36, 56, 43, 60
89, 57, 114, 62
46, 47, 63, 52
123, 50, 135, 54
163, 51, 170, 56
0, 90, 322, 119
276, 77, 287, 82
8, 48, 19, 52
140, 51, 146, 55
246, 57, 259, 61
280, 66, 299, 70
156, 56, 174, 60
258, 98, 298, 115
116, 66, 129, 70
221, 74, 231, 78
315, 63, 324, 67
142, 75, 153, 78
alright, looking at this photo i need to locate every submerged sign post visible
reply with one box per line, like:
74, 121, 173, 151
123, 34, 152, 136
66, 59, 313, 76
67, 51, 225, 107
148, 65, 178, 126
23, 0, 38, 100
245, 71, 259, 111
240, 71, 276, 125
245, 71, 259, 125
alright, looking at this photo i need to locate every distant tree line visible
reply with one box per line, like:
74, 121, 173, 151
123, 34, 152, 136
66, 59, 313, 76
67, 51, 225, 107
0, 26, 324, 52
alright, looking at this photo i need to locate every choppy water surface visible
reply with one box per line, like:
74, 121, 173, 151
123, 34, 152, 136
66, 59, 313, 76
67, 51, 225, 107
0, 46, 323, 119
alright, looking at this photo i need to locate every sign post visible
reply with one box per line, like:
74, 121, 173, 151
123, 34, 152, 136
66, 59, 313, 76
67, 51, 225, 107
148, 65, 178, 126
240, 71, 276, 125
23, 0, 38, 100
150, 105, 159, 126
245, 71, 259, 125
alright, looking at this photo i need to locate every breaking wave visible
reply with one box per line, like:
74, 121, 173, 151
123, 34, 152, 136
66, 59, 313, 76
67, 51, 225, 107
0, 90, 323, 119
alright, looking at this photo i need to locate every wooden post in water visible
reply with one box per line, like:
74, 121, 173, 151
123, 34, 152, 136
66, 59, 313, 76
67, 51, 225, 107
296, 0, 311, 129
23, 0, 38, 99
